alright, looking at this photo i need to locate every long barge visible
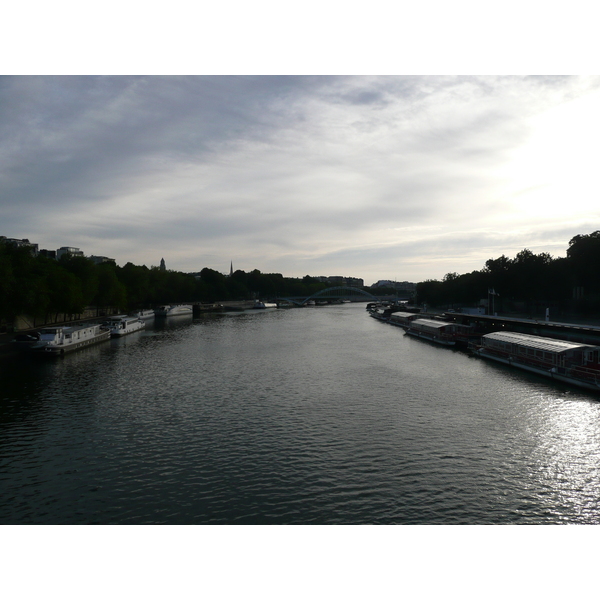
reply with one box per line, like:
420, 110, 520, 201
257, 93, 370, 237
405, 318, 458, 346
31, 323, 110, 356
470, 331, 600, 392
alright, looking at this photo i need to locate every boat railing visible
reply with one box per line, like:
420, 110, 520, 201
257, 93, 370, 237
440, 332, 456, 341
566, 364, 600, 384
477, 346, 600, 386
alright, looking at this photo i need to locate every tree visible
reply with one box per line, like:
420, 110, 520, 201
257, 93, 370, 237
567, 231, 600, 293
60, 255, 99, 305
119, 263, 151, 308
46, 263, 85, 318
95, 264, 127, 308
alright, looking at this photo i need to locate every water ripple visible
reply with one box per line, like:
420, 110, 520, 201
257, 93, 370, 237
3, 306, 600, 523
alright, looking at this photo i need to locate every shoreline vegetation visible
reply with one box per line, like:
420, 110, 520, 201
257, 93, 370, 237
2, 231, 600, 334
0, 243, 351, 333
415, 232, 600, 321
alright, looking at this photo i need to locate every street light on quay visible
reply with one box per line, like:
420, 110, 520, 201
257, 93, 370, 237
488, 288, 499, 316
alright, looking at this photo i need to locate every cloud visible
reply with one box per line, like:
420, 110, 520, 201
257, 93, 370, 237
2, 75, 600, 282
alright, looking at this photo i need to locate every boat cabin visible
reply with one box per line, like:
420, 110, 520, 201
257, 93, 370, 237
409, 319, 456, 335
480, 331, 600, 369
388, 312, 422, 327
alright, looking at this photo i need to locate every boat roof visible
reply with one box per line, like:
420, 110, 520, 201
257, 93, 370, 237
483, 331, 598, 353
411, 319, 453, 329
40, 323, 100, 331
390, 312, 420, 318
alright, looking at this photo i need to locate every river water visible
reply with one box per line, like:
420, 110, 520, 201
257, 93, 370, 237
2, 303, 600, 525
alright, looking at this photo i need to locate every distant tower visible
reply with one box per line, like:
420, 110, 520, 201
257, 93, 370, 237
160, 258, 166, 271
230, 261, 233, 277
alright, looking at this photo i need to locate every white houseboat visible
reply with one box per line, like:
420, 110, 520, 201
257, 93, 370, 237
252, 300, 277, 309
133, 309, 155, 319
471, 331, 600, 391
31, 324, 110, 356
105, 315, 146, 337
155, 304, 193, 317
405, 319, 457, 346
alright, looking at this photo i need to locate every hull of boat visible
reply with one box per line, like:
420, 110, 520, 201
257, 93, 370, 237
109, 321, 145, 337
134, 310, 155, 319
475, 349, 600, 392
405, 329, 456, 346
252, 302, 277, 309
32, 330, 111, 355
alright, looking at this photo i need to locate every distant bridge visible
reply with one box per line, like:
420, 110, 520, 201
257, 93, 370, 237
276, 286, 381, 307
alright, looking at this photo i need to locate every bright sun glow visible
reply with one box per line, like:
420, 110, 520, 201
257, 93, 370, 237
501, 89, 600, 221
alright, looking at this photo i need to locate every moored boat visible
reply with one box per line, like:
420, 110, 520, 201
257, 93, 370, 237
405, 318, 457, 346
105, 315, 146, 337
252, 300, 278, 309
470, 331, 600, 391
31, 324, 110, 356
388, 311, 422, 328
133, 309, 155, 319
369, 307, 388, 322
155, 304, 193, 317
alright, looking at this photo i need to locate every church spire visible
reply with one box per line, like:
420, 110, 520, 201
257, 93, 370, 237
229, 261, 233, 277
160, 258, 166, 271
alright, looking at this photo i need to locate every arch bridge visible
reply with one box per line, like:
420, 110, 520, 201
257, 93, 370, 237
277, 286, 381, 307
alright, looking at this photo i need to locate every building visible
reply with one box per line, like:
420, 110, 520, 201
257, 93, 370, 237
314, 275, 365, 287
0, 236, 39, 256
89, 255, 116, 265
344, 277, 364, 287
57, 246, 84, 260
372, 280, 416, 292
160, 258, 166, 271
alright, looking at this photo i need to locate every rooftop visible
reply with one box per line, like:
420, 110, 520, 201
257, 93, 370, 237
482, 331, 598, 353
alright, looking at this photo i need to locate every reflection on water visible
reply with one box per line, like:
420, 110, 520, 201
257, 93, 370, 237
2, 304, 600, 524
529, 399, 600, 522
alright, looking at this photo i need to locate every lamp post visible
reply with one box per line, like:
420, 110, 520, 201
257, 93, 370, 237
488, 288, 499, 316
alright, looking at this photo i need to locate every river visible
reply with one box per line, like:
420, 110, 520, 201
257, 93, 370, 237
2, 303, 600, 524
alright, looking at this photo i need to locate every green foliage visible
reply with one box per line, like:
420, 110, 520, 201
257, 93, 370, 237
96, 263, 127, 308
60, 255, 100, 305
417, 232, 600, 314
5, 229, 600, 322
0, 247, 335, 322
567, 231, 600, 292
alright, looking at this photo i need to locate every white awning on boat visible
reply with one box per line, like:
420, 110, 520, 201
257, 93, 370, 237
482, 331, 598, 354
411, 319, 453, 330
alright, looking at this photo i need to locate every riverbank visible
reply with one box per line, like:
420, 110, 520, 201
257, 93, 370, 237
0, 314, 116, 358
0, 301, 258, 356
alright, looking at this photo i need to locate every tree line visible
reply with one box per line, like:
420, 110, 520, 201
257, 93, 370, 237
416, 231, 600, 316
4, 230, 599, 326
0, 243, 333, 324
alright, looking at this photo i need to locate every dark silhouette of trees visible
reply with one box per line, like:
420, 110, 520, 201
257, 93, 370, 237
6, 229, 600, 325
416, 231, 600, 316
567, 232, 600, 293
0, 244, 336, 327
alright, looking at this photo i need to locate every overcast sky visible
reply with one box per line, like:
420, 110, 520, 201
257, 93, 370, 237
2, 74, 599, 285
